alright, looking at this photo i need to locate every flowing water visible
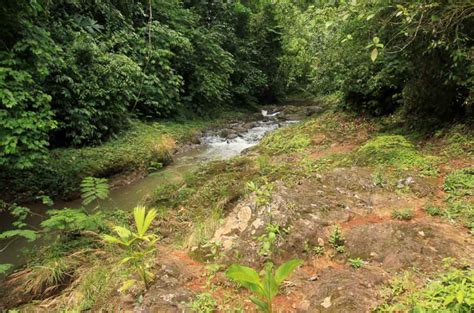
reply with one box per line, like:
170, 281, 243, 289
0, 113, 297, 267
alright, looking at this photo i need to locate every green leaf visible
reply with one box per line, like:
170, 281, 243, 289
371, 48, 378, 62
118, 279, 137, 293
263, 264, 278, 299
250, 296, 269, 312
456, 290, 465, 303
0, 263, 13, 274
113, 226, 133, 242
102, 234, 126, 245
274, 259, 303, 286
0, 229, 37, 241
443, 294, 456, 305
80, 177, 109, 206
225, 264, 264, 296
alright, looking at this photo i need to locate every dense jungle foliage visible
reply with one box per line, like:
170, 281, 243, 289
0, 0, 284, 169
1, 0, 472, 171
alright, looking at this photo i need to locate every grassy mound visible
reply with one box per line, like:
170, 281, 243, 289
259, 123, 312, 154
353, 135, 438, 175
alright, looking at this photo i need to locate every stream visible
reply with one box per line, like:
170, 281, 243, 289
0, 111, 298, 268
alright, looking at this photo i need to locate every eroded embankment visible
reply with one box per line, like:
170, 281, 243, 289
134, 111, 473, 312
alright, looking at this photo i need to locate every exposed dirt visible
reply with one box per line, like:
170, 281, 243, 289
135, 248, 207, 312
88, 117, 474, 312
4, 110, 472, 312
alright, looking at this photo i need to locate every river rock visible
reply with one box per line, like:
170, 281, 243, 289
305, 105, 324, 116
220, 129, 238, 139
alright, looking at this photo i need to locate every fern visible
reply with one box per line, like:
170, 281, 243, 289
80, 177, 109, 206
41, 209, 103, 232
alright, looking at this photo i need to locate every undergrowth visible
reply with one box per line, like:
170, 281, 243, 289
444, 167, 474, 231
379, 264, 474, 312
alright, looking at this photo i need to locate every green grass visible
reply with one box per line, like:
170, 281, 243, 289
444, 167, 474, 197
391, 208, 414, 221
378, 267, 474, 312
259, 123, 312, 154
444, 167, 474, 231
353, 135, 439, 175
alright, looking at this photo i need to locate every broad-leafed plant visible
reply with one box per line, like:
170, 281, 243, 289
225, 259, 303, 313
103, 206, 158, 290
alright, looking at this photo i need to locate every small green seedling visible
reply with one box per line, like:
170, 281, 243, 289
225, 259, 303, 313
103, 206, 158, 290
246, 181, 274, 207
348, 258, 364, 269
257, 224, 281, 256
391, 208, 414, 221
329, 225, 345, 253
190, 293, 217, 313
313, 245, 325, 256
425, 205, 442, 216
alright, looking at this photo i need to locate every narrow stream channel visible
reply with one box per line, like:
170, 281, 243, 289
1, 112, 298, 268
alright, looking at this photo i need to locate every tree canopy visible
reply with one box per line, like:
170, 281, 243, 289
1, 0, 472, 169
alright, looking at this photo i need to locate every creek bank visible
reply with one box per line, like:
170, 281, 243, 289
1, 104, 321, 205
4, 107, 472, 312
0, 102, 319, 284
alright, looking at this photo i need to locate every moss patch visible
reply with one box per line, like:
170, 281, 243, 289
259, 123, 312, 154
353, 135, 438, 175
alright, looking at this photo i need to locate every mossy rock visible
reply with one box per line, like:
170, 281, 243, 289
353, 135, 438, 174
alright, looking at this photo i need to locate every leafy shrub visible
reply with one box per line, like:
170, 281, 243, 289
0, 55, 56, 169
225, 259, 303, 313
